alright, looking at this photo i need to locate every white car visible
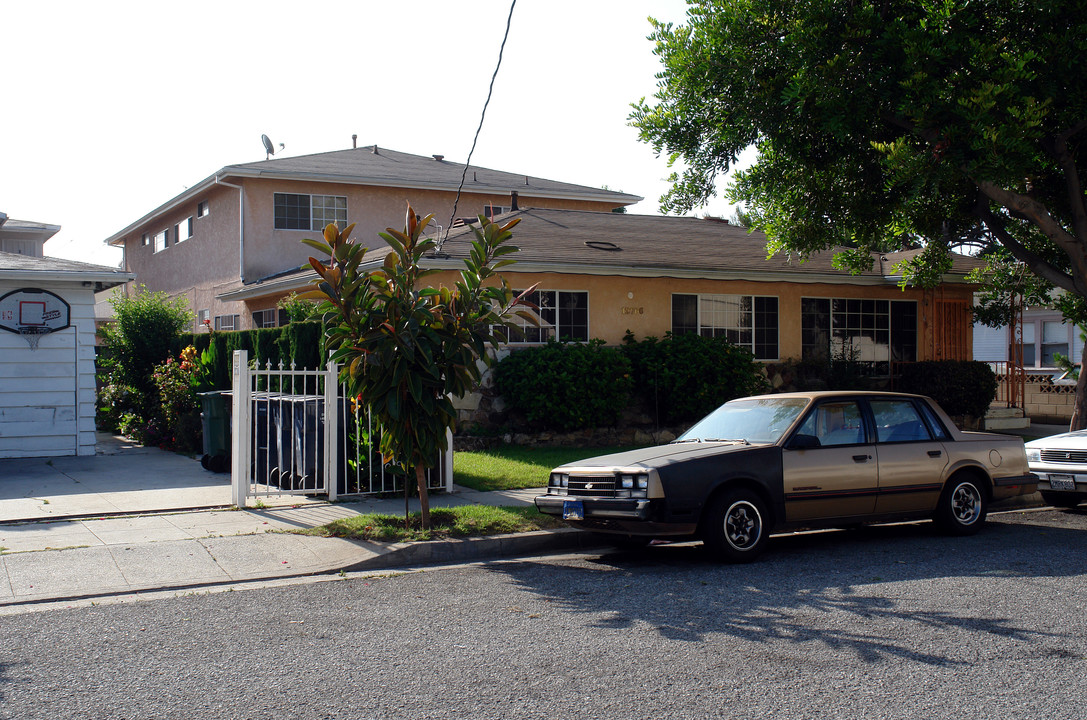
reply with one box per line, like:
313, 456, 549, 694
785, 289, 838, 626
1025, 431, 1087, 507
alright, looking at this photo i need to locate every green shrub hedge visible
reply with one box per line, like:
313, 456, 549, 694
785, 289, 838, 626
173, 321, 325, 389
622, 332, 771, 424
893, 361, 998, 419
494, 339, 634, 431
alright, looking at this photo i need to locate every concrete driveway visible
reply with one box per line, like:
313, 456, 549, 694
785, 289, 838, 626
0, 434, 233, 523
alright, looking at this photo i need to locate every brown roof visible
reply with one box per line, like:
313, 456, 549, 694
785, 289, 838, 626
431, 209, 982, 282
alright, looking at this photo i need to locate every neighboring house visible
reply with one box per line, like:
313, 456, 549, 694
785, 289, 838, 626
0, 213, 60, 257
0, 215, 132, 458
248, 208, 982, 367
102, 144, 640, 331
973, 308, 1084, 373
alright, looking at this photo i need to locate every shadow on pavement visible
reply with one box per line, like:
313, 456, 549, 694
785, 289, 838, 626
488, 511, 1087, 666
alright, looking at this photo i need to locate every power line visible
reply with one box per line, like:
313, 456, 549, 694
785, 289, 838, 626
440, 0, 518, 249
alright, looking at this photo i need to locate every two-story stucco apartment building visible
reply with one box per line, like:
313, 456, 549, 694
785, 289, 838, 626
104, 143, 981, 368
103, 144, 640, 332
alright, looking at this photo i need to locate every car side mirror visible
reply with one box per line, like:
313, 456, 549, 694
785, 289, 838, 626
787, 433, 821, 450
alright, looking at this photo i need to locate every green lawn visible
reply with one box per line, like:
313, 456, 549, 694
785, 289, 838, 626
299, 505, 567, 542
453, 444, 645, 492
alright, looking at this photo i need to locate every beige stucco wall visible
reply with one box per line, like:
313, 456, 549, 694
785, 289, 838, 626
117, 183, 241, 329
239, 178, 621, 283
117, 177, 621, 331
427, 269, 975, 362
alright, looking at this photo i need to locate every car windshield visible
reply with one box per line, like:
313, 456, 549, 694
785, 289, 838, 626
677, 397, 810, 445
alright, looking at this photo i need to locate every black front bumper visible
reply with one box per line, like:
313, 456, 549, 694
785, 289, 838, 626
534, 494, 697, 537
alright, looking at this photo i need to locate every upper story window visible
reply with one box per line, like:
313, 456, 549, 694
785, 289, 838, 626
801, 298, 917, 367
141, 233, 149, 246
152, 229, 168, 253
274, 193, 348, 231
672, 293, 779, 361
214, 314, 239, 332
484, 205, 506, 219
175, 217, 193, 243
506, 290, 589, 343
197, 200, 210, 218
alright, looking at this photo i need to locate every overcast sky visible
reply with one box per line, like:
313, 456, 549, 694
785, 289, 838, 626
2, 0, 750, 266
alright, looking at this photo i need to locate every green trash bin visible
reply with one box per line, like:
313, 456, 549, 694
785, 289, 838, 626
200, 391, 230, 473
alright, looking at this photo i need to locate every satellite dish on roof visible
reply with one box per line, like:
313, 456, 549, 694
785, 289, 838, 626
262, 134, 275, 159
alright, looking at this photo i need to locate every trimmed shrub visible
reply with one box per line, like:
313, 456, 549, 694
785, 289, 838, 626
894, 361, 998, 419
174, 320, 325, 389
494, 340, 634, 431
622, 332, 771, 424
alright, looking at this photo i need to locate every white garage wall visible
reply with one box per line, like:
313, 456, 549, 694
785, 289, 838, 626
0, 281, 97, 458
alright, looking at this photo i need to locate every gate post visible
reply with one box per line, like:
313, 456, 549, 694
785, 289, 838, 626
230, 350, 251, 508
325, 360, 339, 502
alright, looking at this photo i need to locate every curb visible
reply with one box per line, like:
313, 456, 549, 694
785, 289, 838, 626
339, 527, 606, 572
0, 528, 602, 610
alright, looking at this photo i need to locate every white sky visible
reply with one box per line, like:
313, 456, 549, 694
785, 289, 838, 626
2, 0, 751, 266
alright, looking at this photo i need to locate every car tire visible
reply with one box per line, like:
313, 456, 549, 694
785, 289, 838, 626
702, 489, 769, 562
1040, 491, 1083, 508
934, 476, 988, 535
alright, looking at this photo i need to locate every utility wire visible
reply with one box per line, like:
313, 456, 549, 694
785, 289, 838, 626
440, 0, 518, 250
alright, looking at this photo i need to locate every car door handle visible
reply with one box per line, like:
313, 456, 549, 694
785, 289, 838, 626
852, 455, 871, 463
928, 450, 942, 458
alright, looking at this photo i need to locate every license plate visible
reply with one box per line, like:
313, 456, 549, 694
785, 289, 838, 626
1048, 474, 1076, 491
562, 499, 585, 520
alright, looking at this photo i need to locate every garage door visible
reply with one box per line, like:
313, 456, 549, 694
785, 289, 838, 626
0, 327, 77, 458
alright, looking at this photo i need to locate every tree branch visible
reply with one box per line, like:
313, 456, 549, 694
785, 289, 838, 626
1048, 122, 1087, 251
973, 194, 1081, 294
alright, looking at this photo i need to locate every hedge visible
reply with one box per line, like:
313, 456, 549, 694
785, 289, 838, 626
893, 361, 998, 419
173, 321, 325, 390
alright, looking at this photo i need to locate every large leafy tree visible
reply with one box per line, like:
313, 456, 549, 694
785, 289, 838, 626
304, 205, 532, 529
631, 0, 1087, 426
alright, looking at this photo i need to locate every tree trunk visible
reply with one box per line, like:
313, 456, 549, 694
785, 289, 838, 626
415, 465, 431, 531
1071, 367, 1087, 431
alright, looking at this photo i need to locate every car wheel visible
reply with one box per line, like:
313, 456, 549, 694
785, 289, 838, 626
934, 476, 988, 535
702, 489, 768, 562
1040, 491, 1083, 508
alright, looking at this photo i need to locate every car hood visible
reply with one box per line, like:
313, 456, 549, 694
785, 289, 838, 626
555, 441, 764, 472
1025, 430, 1087, 449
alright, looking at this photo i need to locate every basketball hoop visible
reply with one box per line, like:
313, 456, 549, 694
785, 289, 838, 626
18, 326, 51, 351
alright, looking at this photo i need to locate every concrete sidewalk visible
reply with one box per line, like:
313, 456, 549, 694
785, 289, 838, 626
0, 434, 580, 610
0, 486, 575, 610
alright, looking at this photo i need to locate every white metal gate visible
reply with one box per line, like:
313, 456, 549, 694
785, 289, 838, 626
229, 350, 452, 507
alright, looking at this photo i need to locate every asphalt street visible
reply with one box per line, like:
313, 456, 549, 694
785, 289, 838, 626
1, 507, 1085, 720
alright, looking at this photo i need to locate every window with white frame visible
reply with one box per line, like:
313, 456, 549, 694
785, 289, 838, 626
197, 200, 210, 218
175, 217, 193, 243
505, 290, 589, 343
672, 294, 779, 360
214, 314, 239, 331
1013, 317, 1080, 368
141, 233, 149, 246
274, 193, 348, 231
196, 309, 210, 332
251, 309, 279, 329
152, 230, 168, 253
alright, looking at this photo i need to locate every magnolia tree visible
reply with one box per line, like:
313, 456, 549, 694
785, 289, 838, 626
303, 205, 533, 529
631, 0, 1087, 427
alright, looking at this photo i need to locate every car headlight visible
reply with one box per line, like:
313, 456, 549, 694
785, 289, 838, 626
620, 475, 635, 489
1026, 449, 1041, 463
549, 473, 569, 494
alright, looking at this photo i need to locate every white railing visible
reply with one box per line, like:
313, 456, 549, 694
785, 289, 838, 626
229, 349, 452, 507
